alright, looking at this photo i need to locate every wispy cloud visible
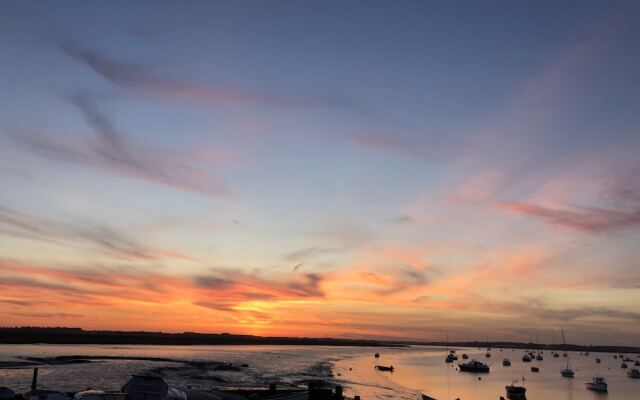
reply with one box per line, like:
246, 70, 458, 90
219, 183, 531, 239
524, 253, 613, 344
500, 201, 640, 233
57, 39, 374, 117
283, 247, 343, 263
11, 94, 229, 196
0, 206, 198, 261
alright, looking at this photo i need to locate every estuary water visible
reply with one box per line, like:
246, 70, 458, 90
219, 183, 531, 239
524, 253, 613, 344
0, 344, 638, 400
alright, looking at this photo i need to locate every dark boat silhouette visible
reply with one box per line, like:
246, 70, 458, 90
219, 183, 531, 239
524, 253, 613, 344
458, 360, 489, 373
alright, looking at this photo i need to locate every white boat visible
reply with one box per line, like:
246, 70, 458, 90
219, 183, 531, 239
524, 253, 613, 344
585, 377, 607, 392
628, 369, 640, 378
560, 329, 574, 378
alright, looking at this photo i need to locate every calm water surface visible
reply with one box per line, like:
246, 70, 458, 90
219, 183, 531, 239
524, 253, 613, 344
1, 345, 639, 400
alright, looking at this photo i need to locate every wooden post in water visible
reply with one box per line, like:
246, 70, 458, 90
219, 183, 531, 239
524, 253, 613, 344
31, 368, 39, 390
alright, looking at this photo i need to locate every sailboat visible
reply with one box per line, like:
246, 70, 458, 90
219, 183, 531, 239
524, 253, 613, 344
445, 335, 456, 363
560, 329, 574, 378
535, 335, 543, 360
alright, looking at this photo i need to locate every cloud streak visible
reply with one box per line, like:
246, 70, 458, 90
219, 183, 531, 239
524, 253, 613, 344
0, 206, 198, 261
500, 201, 640, 233
57, 40, 374, 117
11, 94, 229, 196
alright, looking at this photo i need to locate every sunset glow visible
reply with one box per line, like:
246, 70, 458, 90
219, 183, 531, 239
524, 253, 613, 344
1, 1, 640, 346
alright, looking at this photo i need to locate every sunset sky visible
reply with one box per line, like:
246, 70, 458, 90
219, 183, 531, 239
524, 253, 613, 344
1, 1, 639, 346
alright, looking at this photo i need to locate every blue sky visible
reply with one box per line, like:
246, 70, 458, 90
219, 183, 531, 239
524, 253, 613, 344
1, 1, 639, 345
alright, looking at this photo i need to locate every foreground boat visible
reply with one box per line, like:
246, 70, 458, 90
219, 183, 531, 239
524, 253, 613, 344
458, 360, 490, 373
585, 377, 607, 392
505, 381, 526, 400
12, 368, 353, 400
0, 388, 15, 400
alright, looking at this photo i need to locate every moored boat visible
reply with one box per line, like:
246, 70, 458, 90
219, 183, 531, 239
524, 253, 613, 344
375, 365, 394, 372
505, 381, 526, 400
621, 362, 628, 368
628, 369, 640, 378
503, 358, 511, 366
374, 352, 380, 358
560, 329, 574, 378
531, 366, 539, 372
585, 377, 607, 392
462, 353, 468, 359
522, 354, 531, 362
459, 360, 490, 373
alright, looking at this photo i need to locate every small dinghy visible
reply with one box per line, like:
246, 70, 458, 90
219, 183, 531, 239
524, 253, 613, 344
502, 358, 511, 366
374, 353, 380, 358
521, 355, 531, 362
621, 362, 628, 369
585, 377, 607, 392
530, 367, 539, 373
375, 365, 394, 372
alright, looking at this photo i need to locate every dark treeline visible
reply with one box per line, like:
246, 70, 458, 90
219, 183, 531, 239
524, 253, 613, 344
1, 328, 638, 353
411, 340, 640, 354
0, 327, 399, 346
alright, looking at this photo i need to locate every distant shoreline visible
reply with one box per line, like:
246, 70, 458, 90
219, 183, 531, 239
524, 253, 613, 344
0, 327, 402, 347
1, 327, 638, 353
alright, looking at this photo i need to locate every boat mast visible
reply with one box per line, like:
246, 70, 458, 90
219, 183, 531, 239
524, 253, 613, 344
562, 329, 571, 370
